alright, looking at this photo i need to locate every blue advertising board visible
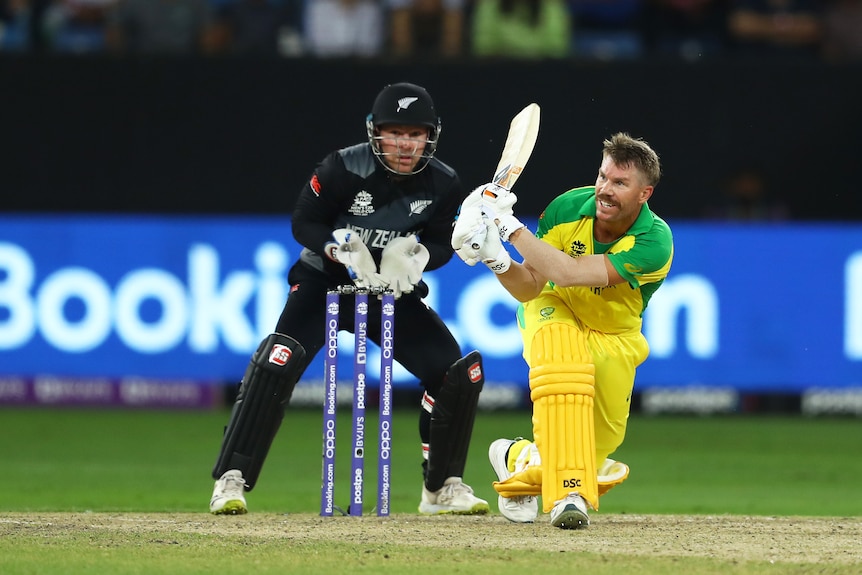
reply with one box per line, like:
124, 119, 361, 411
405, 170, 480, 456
1, 216, 860, 395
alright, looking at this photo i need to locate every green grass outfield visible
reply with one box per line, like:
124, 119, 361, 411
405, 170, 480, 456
2, 407, 860, 515
2, 408, 861, 574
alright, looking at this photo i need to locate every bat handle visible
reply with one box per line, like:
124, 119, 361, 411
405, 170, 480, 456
468, 225, 487, 253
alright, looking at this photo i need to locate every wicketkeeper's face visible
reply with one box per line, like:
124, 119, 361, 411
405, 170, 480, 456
376, 124, 431, 174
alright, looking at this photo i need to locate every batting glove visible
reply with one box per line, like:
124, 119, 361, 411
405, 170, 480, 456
451, 207, 485, 266
496, 213, 527, 243
479, 219, 512, 274
474, 183, 517, 220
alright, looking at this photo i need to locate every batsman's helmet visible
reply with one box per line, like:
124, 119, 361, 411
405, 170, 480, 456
366, 82, 442, 175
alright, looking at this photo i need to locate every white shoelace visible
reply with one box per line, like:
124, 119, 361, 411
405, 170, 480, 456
221, 475, 246, 498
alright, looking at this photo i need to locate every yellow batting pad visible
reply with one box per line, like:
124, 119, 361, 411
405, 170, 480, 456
530, 323, 598, 512
493, 465, 542, 498
493, 439, 541, 497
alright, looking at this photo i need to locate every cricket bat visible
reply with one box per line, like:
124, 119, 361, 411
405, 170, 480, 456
471, 103, 541, 249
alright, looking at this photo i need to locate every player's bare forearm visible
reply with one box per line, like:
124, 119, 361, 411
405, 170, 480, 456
495, 260, 544, 302
509, 228, 612, 288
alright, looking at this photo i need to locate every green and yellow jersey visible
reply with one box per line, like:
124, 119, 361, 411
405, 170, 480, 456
534, 186, 673, 335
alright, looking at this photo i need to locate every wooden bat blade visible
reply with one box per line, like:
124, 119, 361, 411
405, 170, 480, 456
468, 103, 541, 250
492, 103, 540, 190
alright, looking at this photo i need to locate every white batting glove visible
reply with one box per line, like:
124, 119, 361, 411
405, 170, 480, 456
451, 191, 486, 265
471, 183, 525, 242
379, 235, 430, 299
455, 244, 480, 266
496, 213, 527, 243
473, 183, 517, 220
479, 219, 512, 274
326, 228, 386, 289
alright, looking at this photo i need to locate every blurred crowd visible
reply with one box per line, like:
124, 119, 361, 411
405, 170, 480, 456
0, 0, 860, 62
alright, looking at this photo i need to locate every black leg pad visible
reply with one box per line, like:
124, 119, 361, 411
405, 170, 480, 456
425, 350, 484, 491
212, 333, 305, 491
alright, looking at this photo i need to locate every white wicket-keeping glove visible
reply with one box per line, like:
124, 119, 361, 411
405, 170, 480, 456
451, 191, 485, 265
326, 228, 386, 289
478, 219, 512, 274
472, 183, 526, 243
379, 235, 430, 299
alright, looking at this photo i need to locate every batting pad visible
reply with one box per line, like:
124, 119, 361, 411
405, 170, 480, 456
531, 323, 597, 512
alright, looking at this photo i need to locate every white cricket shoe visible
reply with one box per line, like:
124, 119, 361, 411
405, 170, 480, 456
488, 438, 539, 523
418, 477, 490, 515
210, 469, 248, 515
550, 493, 589, 530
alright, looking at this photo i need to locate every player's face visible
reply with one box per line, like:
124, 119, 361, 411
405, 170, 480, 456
376, 124, 431, 174
594, 156, 653, 228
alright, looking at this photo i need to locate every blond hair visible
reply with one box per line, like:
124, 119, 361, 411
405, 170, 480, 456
602, 132, 661, 187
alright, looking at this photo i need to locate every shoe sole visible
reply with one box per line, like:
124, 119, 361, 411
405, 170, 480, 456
551, 505, 589, 529
418, 502, 490, 516
211, 500, 248, 515
498, 496, 537, 523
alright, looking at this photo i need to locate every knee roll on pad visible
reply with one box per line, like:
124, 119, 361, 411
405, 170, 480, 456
212, 333, 306, 490
529, 323, 598, 512
425, 351, 484, 491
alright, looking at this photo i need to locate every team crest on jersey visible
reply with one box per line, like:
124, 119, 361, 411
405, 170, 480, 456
409, 199, 432, 216
568, 240, 587, 257
538, 307, 555, 321
348, 191, 375, 216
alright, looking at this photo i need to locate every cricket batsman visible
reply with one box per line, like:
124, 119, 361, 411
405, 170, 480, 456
451, 132, 673, 529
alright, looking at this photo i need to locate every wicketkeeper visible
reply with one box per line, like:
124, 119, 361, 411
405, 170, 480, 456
209, 82, 488, 516
451, 132, 673, 529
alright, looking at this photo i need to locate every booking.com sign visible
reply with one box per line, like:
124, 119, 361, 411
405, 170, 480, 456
1, 216, 860, 392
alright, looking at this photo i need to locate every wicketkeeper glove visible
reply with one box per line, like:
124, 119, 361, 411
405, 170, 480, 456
326, 228, 386, 289
379, 235, 430, 299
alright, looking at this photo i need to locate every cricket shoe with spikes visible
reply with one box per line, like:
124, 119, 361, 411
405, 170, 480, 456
550, 493, 589, 530
418, 477, 490, 515
488, 438, 539, 523
210, 469, 248, 515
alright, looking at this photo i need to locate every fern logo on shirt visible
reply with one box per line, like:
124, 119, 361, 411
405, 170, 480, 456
409, 200, 432, 216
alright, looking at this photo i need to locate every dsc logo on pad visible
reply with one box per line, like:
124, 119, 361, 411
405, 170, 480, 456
468, 362, 482, 383
269, 344, 292, 366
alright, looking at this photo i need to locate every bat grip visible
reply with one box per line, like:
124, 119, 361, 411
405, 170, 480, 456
469, 225, 487, 251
